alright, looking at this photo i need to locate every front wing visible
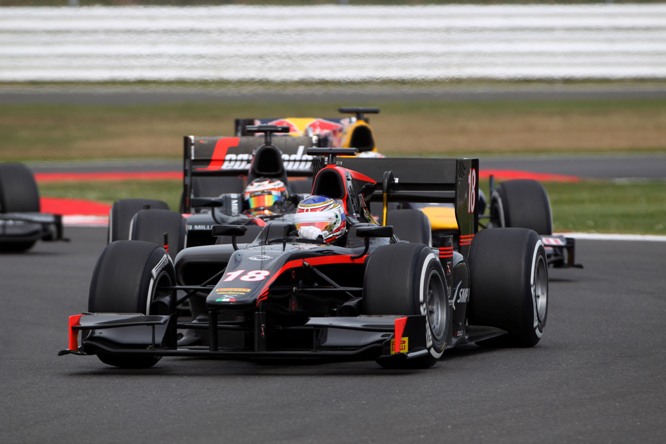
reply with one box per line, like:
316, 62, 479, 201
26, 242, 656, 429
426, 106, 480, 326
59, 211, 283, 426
541, 234, 583, 268
59, 313, 430, 363
0, 212, 65, 243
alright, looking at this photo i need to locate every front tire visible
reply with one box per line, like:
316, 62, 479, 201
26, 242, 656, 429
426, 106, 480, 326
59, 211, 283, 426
387, 209, 432, 245
88, 240, 175, 368
364, 243, 449, 368
468, 228, 548, 347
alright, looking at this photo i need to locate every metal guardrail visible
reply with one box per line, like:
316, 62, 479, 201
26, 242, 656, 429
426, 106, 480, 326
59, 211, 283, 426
0, 5, 664, 81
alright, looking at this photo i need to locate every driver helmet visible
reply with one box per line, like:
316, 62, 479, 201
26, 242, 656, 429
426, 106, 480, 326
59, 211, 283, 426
294, 195, 347, 244
243, 178, 289, 217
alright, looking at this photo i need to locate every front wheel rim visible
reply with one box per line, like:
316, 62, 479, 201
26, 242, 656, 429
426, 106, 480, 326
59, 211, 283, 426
533, 255, 548, 324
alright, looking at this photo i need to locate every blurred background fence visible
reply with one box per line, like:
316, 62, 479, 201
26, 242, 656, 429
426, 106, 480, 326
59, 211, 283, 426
1, 4, 665, 82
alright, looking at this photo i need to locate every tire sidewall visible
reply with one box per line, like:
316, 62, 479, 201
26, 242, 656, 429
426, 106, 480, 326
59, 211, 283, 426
365, 243, 449, 361
415, 250, 447, 359
89, 240, 175, 314
526, 239, 548, 342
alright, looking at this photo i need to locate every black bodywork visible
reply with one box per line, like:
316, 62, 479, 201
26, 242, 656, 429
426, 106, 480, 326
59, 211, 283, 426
61, 154, 498, 365
0, 212, 64, 247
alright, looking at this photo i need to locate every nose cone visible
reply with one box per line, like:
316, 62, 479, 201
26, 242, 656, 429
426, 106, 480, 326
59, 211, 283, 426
205, 252, 281, 308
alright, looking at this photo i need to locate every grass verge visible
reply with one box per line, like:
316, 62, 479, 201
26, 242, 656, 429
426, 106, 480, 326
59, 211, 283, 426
1, 96, 665, 161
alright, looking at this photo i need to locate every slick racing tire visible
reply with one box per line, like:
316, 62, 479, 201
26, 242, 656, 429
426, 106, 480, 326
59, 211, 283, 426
490, 179, 553, 235
468, 228, 548, 347
0, 163, 41, 252
108, 198, 169, 243
0, 162, 40, 213
129, 208, 187, 259
88, 240, 176, 368
364, 243, 449, 369
387, 209, 432, 245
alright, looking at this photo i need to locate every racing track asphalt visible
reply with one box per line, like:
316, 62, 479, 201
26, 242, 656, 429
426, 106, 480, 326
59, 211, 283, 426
2, 85, 665, 442
3, 83, 666, 105
0, 227, 664, 443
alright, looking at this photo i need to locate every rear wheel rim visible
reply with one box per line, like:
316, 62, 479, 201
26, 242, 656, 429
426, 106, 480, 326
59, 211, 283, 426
426, 270, 446, 340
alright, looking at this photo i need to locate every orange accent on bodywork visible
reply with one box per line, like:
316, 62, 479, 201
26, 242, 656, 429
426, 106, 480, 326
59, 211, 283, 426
200, 137, 241, 171
346, 168, 376, 185
394, 317, 408, 354
419, 206, 459, 230
438, 246, 454, 259
459, 234, 475, 246
68, 314, 82, 351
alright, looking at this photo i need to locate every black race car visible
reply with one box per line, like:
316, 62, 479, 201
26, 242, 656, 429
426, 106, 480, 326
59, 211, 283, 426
106, 125, 316, 257
0, 162, 65, 252
61, 149, 548, 370
108, 107, 382, 252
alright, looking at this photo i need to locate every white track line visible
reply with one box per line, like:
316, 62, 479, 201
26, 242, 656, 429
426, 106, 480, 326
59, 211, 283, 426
560, 232, 666, 242
62, 215, 108, 227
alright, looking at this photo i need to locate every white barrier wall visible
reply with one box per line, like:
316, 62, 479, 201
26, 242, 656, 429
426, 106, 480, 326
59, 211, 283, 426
1, 4, 665, 81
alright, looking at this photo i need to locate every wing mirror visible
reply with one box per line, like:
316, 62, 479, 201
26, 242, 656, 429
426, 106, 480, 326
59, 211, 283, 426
212, 225, 248, 250
352, 224, 393, 258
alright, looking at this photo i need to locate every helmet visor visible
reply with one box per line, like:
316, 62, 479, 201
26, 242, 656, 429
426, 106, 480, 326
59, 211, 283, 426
247, 191, 281, 211
294, 211, 337, 234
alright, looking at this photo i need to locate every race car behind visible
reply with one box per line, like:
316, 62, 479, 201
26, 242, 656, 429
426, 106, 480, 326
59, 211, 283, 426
0, 162, 65, 252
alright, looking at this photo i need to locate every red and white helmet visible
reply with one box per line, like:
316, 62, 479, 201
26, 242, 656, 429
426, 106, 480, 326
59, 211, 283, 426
243, 178, 288, 217
294, 195, 347, 244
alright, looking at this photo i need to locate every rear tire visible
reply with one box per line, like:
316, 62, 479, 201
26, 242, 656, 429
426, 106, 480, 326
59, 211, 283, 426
0, 163, 41, 251
468, 228, 548, 347
108, 198, 169, 243
490, 180, 552, 235
89, 240, 175, 368
129, 209, 186, 259
0, 163, 40, 213
387, 209, 432, 245
364, 243, 449, 368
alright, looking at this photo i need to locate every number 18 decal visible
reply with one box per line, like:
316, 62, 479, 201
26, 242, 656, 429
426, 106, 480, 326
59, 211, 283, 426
223, 269, 271, 282
468, 168, 477, 214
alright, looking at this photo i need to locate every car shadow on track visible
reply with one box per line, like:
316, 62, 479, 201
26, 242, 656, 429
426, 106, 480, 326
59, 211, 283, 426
61, 344, 499, 378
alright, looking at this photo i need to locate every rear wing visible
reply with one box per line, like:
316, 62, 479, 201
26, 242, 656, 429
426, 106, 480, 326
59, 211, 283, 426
234, 113, 377, 153
181, 135, 316, 212
235, 117, 351, 137
337, 157, 480, 248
